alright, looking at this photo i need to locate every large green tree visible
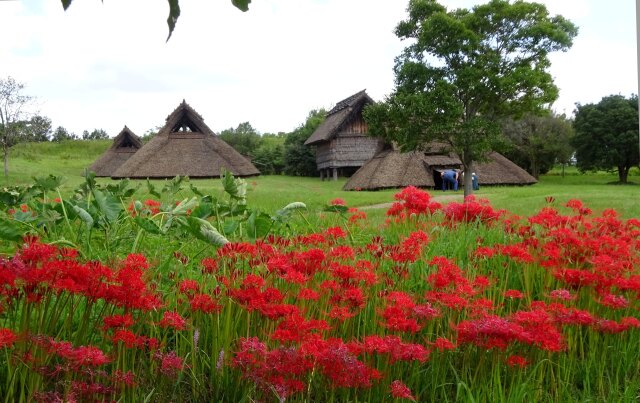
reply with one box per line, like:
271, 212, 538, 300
502, 112, 574, 179
283, 110, 325, 177
364, 0, 577, 196
219, 122, 262, 157
61, 0, 252, 40
572, 94, 639, 184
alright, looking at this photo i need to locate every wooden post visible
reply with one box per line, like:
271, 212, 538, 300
320, 170, 324, 181
332, 168, 338, 181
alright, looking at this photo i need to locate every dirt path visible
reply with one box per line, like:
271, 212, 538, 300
359, 193, 464, 210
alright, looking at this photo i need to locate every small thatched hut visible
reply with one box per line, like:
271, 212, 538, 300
89, 126, 142, 177
112, 101, 260, 179
343, 145, 537, 191
304, 90, 384, 180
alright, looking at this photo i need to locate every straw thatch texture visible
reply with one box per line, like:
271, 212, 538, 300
343, 149, 536, 190
472, 152, 538, 185
89, 126, 142, 177
112, 101, 260, 179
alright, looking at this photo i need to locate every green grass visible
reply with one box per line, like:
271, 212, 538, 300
3, 141, 639, 218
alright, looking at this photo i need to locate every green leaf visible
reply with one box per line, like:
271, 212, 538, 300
189, 202, 212, 219
246, 211, 272, 240
163, 175, 185, 195
276, 201, 307, 218
189, 183, 204, 197
61, 0, 73, 11
223, 220, 239, 234
92, 189, 122, 223
146, 179, 161, 199
232, 0, 252, 12
166, 0, 181, 41
33, 174, 65, 191
134, 216, 162, 234
0, 218, 23, 242
172, 197, 198, 215
185, 217, 229, 246
72, 205, 94, 231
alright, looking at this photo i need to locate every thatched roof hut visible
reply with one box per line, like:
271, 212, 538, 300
89, 126, 142, 177
304, 90, 384, 180
112, 101, 260, 179
343, 146, 536, 191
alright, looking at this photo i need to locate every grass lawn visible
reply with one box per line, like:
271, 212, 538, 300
3, 140, 639, 218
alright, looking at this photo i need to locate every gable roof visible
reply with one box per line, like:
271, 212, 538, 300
111, 100, 260, 179
304, 90, 374, 145
89, 126, 142, 177
343, 149, 536, 191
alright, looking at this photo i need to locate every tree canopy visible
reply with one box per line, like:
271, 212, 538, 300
572, 94, 639, 183
283, 109, 325, 177
364, 0, 577, 196
60, 0, 253, 40
501, 112, 574, 179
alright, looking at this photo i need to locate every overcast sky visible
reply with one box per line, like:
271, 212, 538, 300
1, 0, 637, 137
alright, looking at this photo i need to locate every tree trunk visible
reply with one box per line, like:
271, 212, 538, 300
462, 160, 473, 199
3, 142, 7, 178
618, 165, 628, 183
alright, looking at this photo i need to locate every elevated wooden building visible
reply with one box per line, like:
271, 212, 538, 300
304, 90, 384, 180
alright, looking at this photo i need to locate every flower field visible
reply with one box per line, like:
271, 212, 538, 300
0, 174, 639, 402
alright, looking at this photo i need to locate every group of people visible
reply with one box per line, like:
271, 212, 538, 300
440, 169, 479, 191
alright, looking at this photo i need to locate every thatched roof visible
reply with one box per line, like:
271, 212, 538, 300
304, 90, 374, 146
89, 126, 142, 177
111, 101, 260, 179
343, 149, 536, 191
472, 152, 538, 185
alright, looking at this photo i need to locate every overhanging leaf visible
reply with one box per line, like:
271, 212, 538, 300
61, 0, 73, 11
166, 0, 181, 41
232, 0, 252, 12
0, 218, 23, 242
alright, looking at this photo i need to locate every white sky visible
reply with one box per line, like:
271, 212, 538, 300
1, 0, 637, 137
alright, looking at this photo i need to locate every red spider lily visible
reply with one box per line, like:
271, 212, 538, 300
386, 186, 441, 219
432, 337, 456, 351
505, 354, 529, 368
178, 279, 199, 295
325, 226, 347, 239
155, 351, 185, 378
504, 289, 525, 299
112, 329, 144, 349
102, 313, 135, 330
301, 337, 382, 388
200, 257, 218, 274
189, 294, 222, 314
158, 311, 187, 331
330, 198, 346, 206
390, 231, 430, 263
390, 380, 416, 401
297, 288, 320, 301
348, 208, 367, 224
0, 328, 17, 348
548, 289, 576, 301
597, 293, 629, 309
444, 196, 504, 225
233, 337, 313, 401
35, 337, 111, 367
270, 313, 330, 343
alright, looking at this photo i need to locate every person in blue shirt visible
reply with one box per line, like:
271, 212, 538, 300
441, 169, 459, 191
